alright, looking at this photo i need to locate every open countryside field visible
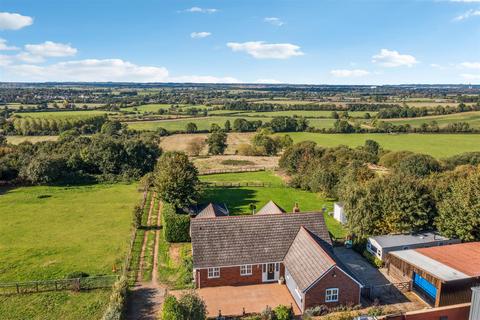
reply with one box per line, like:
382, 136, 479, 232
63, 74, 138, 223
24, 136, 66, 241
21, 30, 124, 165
200, 170, 284, 186
0, 183, 140, 319
0, 183, 139, 281
384, 110, 480, 128
239, 110, 376, 118
122, 103, 210, 113
285, 132, 480, 158
13, 110, 110, 119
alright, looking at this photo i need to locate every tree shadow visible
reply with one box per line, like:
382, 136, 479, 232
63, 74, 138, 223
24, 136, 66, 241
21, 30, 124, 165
200, 187, 258, 214
125, 286, 162, 320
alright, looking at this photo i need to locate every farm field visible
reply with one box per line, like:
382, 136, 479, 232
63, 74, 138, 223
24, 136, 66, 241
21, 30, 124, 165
6, 135, 59, 144
384, 110, 480, 128
12, 110, 110, 119
126, 116, 336, 131
0, 183, 140, 282
122, 103, 210, 113
238, 110, 376, 118
285, 132, 480, 158
126, 116, 272, 131
200, 170, 284, 186
0, 290, 110, 320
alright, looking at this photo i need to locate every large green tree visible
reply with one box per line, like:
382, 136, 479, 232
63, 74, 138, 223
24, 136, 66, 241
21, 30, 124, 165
436, 168, 480, 241
206, 130, 227, 155
153, 151, 199, 208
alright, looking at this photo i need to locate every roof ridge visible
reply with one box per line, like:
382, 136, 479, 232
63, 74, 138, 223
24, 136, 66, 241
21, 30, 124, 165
192, 211, 324, 220
300, 226, 336, 266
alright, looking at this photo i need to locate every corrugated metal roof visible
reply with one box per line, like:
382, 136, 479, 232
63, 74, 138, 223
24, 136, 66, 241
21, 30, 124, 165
370, 232, 452, 248
416, 242, 480, 277
390, 250, 470, 282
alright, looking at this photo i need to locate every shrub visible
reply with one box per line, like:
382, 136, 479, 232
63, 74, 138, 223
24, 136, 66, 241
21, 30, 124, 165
362, 249, 383, 268
162, 202, 191, 243
101, 276, 128, 320
65, 271, 89, 279
260, 306, 275, 320
367, 305, 384, 316
273, 305, 292, 320
178, 290, 207, 320
304, 305, 329, 317
162, 295, 181, 320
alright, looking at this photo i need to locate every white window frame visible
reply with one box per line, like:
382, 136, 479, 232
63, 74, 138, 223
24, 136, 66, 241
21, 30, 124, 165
207, 267, 220, 279
325, 288, 339, 302
240, 264, 252, 276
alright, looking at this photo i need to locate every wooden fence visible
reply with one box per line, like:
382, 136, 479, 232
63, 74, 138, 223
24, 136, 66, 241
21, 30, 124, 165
199, 167, 277, 175
0, 275, 118, 296
361, 281, 412, 302
201, 181, 283, 188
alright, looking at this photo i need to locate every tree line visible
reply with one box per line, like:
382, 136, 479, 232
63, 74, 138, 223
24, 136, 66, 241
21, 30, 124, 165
279, 140, 480, 242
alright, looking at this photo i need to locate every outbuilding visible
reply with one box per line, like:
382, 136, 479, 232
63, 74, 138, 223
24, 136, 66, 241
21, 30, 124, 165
386, 242, 480, 307
367, 232, 460, 261
333, 202, 347, 224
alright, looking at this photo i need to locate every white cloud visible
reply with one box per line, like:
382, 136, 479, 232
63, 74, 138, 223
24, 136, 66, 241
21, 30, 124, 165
372, 49, 418, 67
16, 52, 46, 63
330, 69, 370, 78
0, 54, 13, 66
190, 32, 211, 39
461, 73, 480, 80
460, 62, 480, 69
25, 41, 77, 57
0, 39, 18, 51
185, 7, 218, 14
0, 12, 33, 30
4, 59, 169, 82
227, 41, 304, 59
264, 17, 284, 26
256, 79, 283, 84
454, 9, 480, 21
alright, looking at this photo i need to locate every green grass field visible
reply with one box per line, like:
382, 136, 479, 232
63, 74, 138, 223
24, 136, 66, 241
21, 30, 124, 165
13, 110, 110, 119
0, 183, 140, 281
239, 110, 376, 118
199, 171, 345, 238
0, 290, 111, 320
0, 183, 140, 320
384, 111, 480, 129
122, 103, 210, 113
6, 135, 59, 144
285, 132, 480, 158
200, 170, 284, 186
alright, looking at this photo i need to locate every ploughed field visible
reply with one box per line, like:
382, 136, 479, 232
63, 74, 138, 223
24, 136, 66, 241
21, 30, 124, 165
0, 183, 140, 320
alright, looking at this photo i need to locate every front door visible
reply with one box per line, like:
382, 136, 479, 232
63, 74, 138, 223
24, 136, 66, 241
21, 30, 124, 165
267, 263, 275, 281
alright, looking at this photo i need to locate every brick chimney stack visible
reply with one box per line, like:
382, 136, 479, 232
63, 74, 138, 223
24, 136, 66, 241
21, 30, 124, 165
293, 202, 300, 213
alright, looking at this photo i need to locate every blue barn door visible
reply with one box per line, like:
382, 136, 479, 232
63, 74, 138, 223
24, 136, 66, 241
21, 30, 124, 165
413, 272, 437, 301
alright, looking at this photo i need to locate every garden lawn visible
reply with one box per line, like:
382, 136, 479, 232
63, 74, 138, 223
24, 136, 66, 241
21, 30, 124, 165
202, 186, 344, 238
284, 132, 480, 158
200, 170, 284, 186
0, 290, 110, 320
0, 183, 140, 282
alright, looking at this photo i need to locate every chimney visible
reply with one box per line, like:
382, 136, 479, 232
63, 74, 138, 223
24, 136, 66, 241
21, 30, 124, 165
293, 202, 300, 213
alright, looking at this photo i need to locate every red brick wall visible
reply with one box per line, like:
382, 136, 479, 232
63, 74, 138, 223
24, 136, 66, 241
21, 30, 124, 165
381, 303, 470, 320
196, 263, 285, 288
303, 266, 360, 310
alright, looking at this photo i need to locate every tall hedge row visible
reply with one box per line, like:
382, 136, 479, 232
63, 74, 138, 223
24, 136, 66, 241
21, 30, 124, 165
162, 202, 191, 243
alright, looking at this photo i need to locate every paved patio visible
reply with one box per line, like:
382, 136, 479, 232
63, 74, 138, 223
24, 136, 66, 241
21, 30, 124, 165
171, 283, 301, 317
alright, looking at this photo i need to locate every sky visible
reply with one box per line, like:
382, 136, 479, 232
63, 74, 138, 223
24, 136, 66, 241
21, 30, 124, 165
1, 0, 480, 84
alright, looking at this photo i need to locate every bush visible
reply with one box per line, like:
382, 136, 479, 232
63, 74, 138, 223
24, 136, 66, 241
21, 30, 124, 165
101, 276, 128, 320
162, 202, 191, 243
260, 306, 275, 320
304, 305, 329, 317
162, 295, 181, 320
178, 290, 207, 320
274, 305, 292, 320
362, 249, 383, 268
65, 271, 89, 279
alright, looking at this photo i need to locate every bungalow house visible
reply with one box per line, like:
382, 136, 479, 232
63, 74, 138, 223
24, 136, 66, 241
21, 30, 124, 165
367, 232, 460, 261
190, 206, 362, 312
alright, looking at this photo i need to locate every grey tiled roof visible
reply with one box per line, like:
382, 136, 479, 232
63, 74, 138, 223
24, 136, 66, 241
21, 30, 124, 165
190, 212, 332, 269
196, 203, 229, 218
284, 227, 336, 291
256, 200, 286, 215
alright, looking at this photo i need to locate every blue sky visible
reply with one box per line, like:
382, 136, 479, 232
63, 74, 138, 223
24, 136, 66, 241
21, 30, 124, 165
1, 0, 480, 84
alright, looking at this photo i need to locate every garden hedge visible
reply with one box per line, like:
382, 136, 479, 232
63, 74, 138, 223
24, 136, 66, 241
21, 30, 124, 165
162, 202, 191, 243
